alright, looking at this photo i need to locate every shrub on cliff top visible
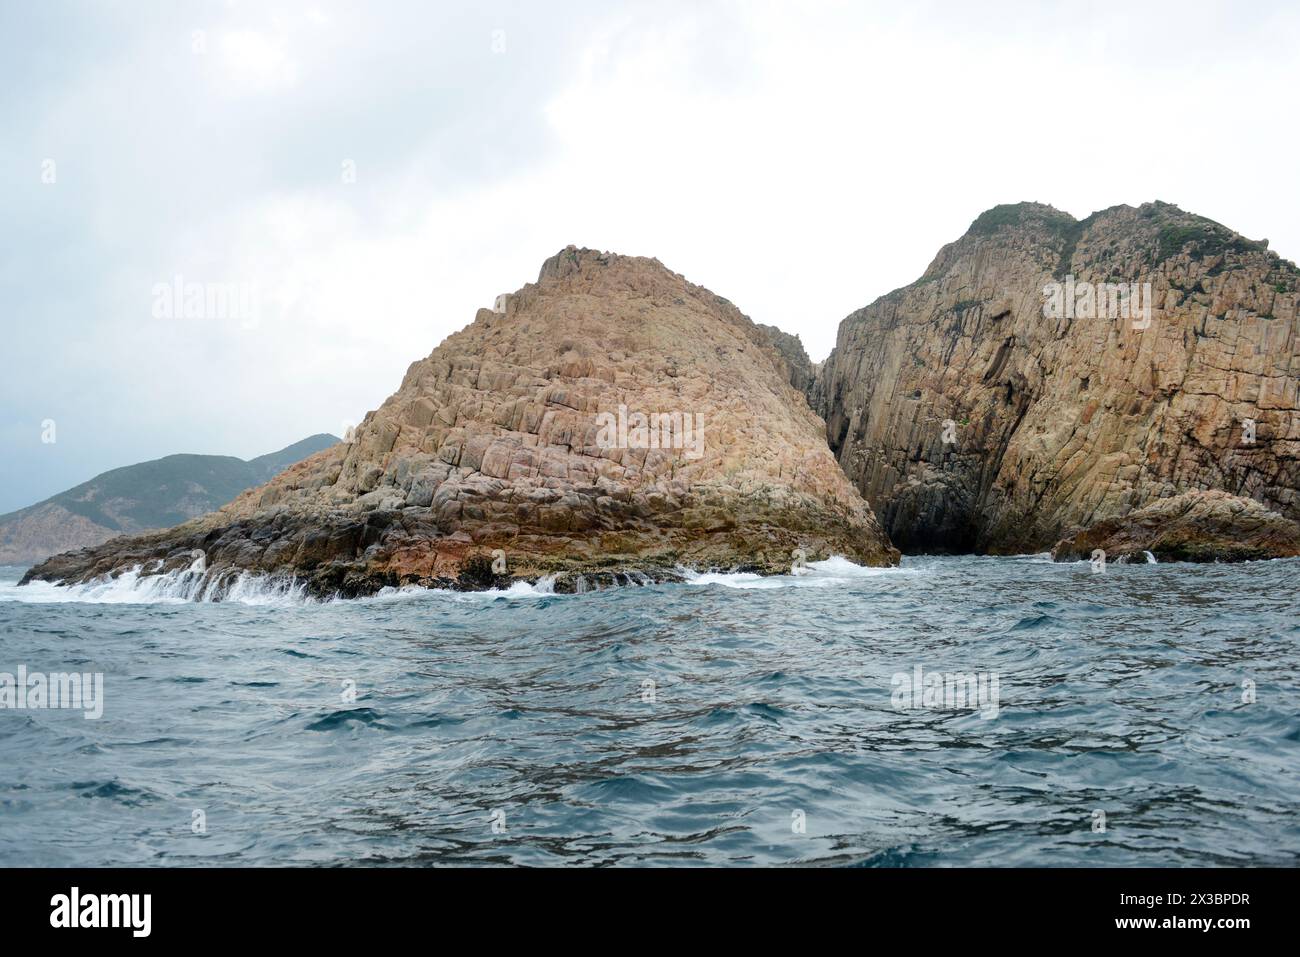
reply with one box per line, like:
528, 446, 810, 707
969, 203, 1075, 237
1155, 222, 1267, 265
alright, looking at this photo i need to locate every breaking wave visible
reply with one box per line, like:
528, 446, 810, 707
681, 555, 910, 589
2, 554, 1297, 866
0, 555, 906, 605
0, 560, 311, 606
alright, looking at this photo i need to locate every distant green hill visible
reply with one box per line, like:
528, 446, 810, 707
248, 435, 341, 483
0, 434, 339, 565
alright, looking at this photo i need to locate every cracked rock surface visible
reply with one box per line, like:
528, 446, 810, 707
813, 201, 1300, 560
1050, 489, 1300, 563
25, 247, 897, 597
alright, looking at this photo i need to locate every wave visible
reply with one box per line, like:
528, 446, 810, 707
0, 561, 566, 606
0, 560, 311, 606
365, 576, 561, 603
680, 555, 909, 589
0, 555, 905, 606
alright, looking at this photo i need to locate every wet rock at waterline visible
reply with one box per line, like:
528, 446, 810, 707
23, 247, 898, 598
1051, 490, 1300, 563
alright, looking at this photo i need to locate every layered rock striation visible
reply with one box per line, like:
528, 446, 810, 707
1051, 490, 1300, 563
813, 201, 1300, 560
24, 247, 897, 596
756, 323, 816, 397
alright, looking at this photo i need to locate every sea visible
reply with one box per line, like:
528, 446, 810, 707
1, 555, 1297, 867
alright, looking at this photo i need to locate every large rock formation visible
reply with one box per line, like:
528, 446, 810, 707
1051, 490, 1300, 563
0, 435, 338, 565
756, 323, 816, 397
814, 201, 1300, 560
24, 247, 897, 597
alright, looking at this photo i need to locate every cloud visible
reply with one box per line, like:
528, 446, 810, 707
2, 0, 1298, 514
216, 29, 300, 92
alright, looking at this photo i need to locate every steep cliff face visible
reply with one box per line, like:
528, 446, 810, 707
814, 201, 1300, 559
756, 323, 816, 397
25, 247, 896, 596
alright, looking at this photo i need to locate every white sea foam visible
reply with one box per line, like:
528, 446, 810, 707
366, 575, 560, 604
0, 563, 570, 606
0, 561, 311, 607
0, 555, 903, 605
681, 555, 908, 590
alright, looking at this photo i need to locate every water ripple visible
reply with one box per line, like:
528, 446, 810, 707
1, 557, 1298, 866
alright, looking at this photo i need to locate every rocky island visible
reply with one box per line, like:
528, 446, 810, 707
23, 247, 897, 597
21, 202, 1300, 595
812, 201, 1300, 562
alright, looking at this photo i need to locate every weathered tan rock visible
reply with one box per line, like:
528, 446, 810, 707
1051, 490, 1300, 563
814, 201, 1300, 560
25, 247, 897, 596
756, 324, 816, 397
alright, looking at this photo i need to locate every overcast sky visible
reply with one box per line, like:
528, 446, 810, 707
2, 0, 1298, 514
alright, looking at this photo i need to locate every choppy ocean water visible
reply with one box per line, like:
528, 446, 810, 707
1, 555, 1297, 867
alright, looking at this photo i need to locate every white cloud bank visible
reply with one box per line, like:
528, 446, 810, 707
2, 0, 1298, 512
